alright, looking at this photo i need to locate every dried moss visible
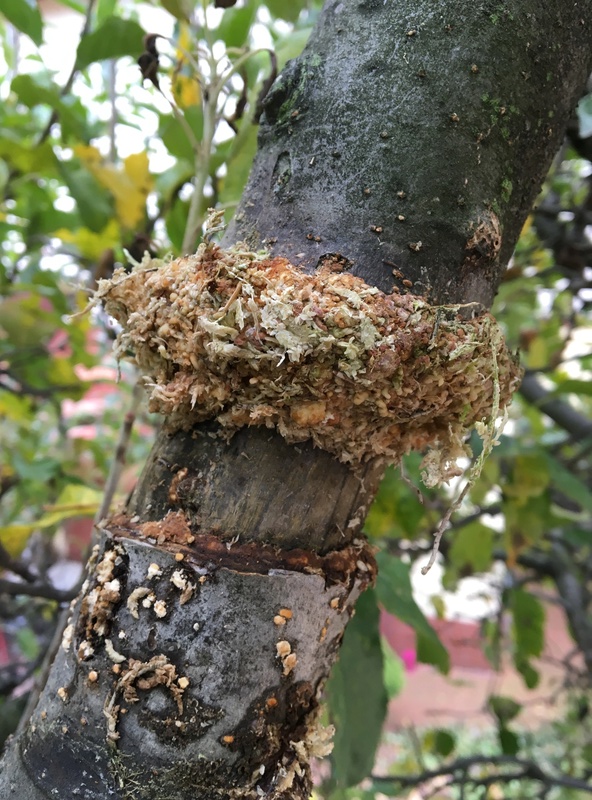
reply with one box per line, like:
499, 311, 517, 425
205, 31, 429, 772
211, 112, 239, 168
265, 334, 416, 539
95, 239, 521, 474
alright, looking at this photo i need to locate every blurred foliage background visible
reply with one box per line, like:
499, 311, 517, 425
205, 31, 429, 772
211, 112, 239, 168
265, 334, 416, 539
1, 1, 592, 797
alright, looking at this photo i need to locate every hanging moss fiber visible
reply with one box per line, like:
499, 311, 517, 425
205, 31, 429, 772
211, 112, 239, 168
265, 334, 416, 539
94, 238, 521, 479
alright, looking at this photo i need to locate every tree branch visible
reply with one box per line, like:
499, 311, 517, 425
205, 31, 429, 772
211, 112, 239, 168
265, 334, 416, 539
0, 579, 76, 603
371, 754, 592, 794
0, 540, 35, 583
519, 372, 592, 440
548, 540, 592, 676
38, 0, 97, 144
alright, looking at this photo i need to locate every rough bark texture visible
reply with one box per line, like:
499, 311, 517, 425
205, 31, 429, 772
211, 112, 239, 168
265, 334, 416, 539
3, 1, 592, 798
128, 423, 384, 553
0, 528, 374, 799
227, 0, 592, 308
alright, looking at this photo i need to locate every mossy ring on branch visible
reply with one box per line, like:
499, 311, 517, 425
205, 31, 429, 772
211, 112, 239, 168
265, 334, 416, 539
94, 226, 521, 483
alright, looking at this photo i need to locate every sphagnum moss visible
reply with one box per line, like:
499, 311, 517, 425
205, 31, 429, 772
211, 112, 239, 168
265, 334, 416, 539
95, 237, 521, 479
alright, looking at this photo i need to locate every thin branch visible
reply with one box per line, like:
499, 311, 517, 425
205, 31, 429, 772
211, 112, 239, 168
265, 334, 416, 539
371, 754, 592, 794
38, 0, 97, 144
0, 540, 36, 583
0, 578, 75, 603
94, 380, 145, 528
0, 375, 80, 398
520, 372, 592, 440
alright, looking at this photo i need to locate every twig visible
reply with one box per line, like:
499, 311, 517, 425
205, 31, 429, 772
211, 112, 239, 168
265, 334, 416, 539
520, 372, 592, 440
0, 539, 35, 583
94, 380, 145, 529
422, 321, 506, 574
38, 0, 97, 144
0, 578, 76, 603
371, 754, 592, 794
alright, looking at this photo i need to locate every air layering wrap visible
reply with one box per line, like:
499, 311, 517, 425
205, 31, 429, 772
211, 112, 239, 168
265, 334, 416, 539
96, 240, 521, 473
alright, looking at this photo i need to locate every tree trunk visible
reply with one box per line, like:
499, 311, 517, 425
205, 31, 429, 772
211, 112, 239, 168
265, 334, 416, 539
2, 1, 591, 798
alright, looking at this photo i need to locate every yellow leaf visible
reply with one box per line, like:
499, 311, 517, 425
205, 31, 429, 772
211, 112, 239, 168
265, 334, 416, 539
124, 152, 152, 193
173, 22, 201, 109
0, 524, 35, 557
73, 143, 103, 166
37, 484, 103, 528
73, 146, 153, 230
177, 21, 192, 53
54, 218, 121, 260
172, 74, 201, 109
0, 486, 103, 555
520, 214, 533, 237
0, 393, 32, 423
526, 335, 548, 370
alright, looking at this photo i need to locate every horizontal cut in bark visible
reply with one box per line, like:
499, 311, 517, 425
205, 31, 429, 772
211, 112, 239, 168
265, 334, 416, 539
10, 520, 375, 799
95, 235, 521, 478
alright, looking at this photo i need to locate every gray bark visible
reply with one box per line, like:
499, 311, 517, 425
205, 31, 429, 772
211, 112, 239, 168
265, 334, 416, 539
228, 0, 592, 309
2, 1, 592, 798
0, 532, 373, 799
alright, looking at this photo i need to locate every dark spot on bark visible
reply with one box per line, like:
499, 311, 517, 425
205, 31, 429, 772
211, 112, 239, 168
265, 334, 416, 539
271, 151, 292, 196
316, 253, 353, 273
461, 211, 502, 278
262, 59, 303, 127
136, 691, 223, 746
147, 627, 157, 650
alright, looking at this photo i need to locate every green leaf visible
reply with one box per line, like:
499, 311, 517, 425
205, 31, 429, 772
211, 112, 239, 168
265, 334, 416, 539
375, 551, 450, 674
274, 26, 313, 71
515, 658, 539, 689
503, 493, 549, 560
12, 452, 60, 483
1, 0, 43, 46
510, 588, 544, 658
155, 160, 194, 201
159, 106, 203, 162
434, 729, 456, 757
509, 588, 544, 688
449, 522, 494, 574
216, 3, 259, 48
0, 391, 33, 423
75, 17, 145, 70
0, 158, 9, 194
544, 454, 592, 514
265, 0, 306, 22
381, 638, 405, 700
15, 627, 40, 660
549, 378, 592, 396
0, 138, 55, 175
499, 726, 520, 756
219, 123, 259, 213
326, 589, 387, 789
504, 453, 550, 502
489, 695, 521, 725
96, 0, 118, 25
34, 484, 102, 528
54, 0, 86, 11
11, 74, 60, 108
364, 465, 425, 539
165, 196, 190, 253
58, 159, 113, 233
160, 0, 191, 20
